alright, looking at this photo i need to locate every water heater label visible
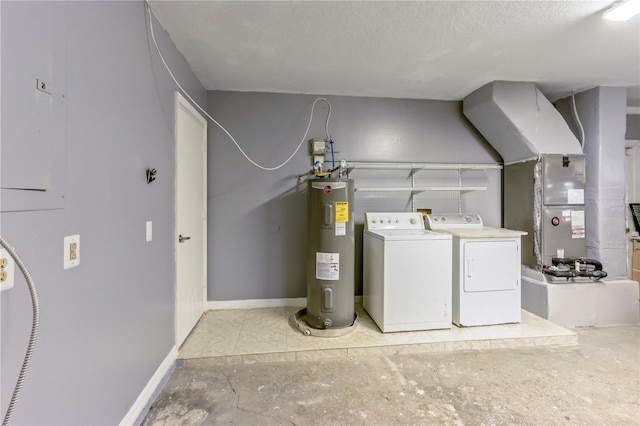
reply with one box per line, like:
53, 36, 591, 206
335, 202, 349, 222
316, 252, 339, 280
335, 222, 346, 236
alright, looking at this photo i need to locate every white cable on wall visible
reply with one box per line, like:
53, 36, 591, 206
571, 90, 586, 147
146, 4, 332, 171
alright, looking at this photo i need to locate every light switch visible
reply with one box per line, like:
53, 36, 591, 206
146, 221, 153, 242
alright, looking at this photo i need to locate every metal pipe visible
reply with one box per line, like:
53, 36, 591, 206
1, 237, 40, 426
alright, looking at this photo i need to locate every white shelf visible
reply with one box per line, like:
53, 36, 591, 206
345, 161, 501, 213
346, 162, 502, 171
354, 186, 487, 192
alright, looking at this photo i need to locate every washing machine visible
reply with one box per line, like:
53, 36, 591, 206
363, 212, 453, 332
425, 213, 527, 327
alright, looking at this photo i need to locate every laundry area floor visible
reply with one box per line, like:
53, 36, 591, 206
176, 305, 577, 363
142, 306, 639, 425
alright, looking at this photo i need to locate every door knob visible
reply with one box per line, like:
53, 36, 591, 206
178, 234, 191, 243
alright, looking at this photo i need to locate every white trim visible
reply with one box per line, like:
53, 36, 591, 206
207, 297, 306, 310
207, 296, 364, 310
120, 346, 177, 426
175, 91, 208, 348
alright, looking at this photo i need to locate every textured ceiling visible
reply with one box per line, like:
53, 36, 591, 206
148, 1, 640, 106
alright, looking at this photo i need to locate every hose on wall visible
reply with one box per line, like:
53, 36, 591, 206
0, 237, 40, 426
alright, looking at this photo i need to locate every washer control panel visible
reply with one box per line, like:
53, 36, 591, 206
425, 213, 483, 229
365, 212, 425, 230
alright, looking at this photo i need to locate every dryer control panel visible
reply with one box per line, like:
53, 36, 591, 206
365, 212, 425, 230
425, 213, 483, 230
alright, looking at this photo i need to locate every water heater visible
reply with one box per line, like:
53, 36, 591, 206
306, 178, 355, 329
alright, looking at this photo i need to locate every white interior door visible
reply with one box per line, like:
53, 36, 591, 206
175, 92, 207, 347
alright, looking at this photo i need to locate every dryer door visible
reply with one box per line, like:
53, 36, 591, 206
463, 240, 519, 292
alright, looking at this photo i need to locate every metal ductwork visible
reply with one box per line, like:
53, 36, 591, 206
463, 81, 606, 280
463, 81, 582, 165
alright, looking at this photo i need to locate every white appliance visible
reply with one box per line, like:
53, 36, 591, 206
363, 212, 453, 332
425, 213, 527, 327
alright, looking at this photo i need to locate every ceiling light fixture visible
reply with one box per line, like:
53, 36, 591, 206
603, 0, 640, 21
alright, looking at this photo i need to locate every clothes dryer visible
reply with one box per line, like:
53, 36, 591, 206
363, 212, 453, 332
425, 214, 527, 327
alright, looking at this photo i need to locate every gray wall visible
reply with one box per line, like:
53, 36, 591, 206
207, 91, 502, 301
627, 114, 640, 140
1, 1, 204, 424
557, 87, 628, 279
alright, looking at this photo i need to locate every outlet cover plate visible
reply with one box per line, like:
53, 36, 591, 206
64, 235, 80, 269
0, 249, 16, 291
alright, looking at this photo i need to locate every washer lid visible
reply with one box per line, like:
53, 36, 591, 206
365, 229, 452, 240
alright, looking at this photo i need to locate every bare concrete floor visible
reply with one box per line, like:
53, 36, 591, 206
143, 326, 639, 425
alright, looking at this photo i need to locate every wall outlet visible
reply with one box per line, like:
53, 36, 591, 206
0, 249, 16, 291
64, 235, 80, 269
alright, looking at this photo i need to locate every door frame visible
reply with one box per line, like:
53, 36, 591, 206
625, 140, 639, 278
174, 91, 207, 347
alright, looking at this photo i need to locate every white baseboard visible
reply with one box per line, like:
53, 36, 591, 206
207, 297, 306, 310
207, 296, 363, 311
120, 345, 177, 426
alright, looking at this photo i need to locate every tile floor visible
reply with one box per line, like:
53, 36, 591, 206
178, 304, 577, 365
